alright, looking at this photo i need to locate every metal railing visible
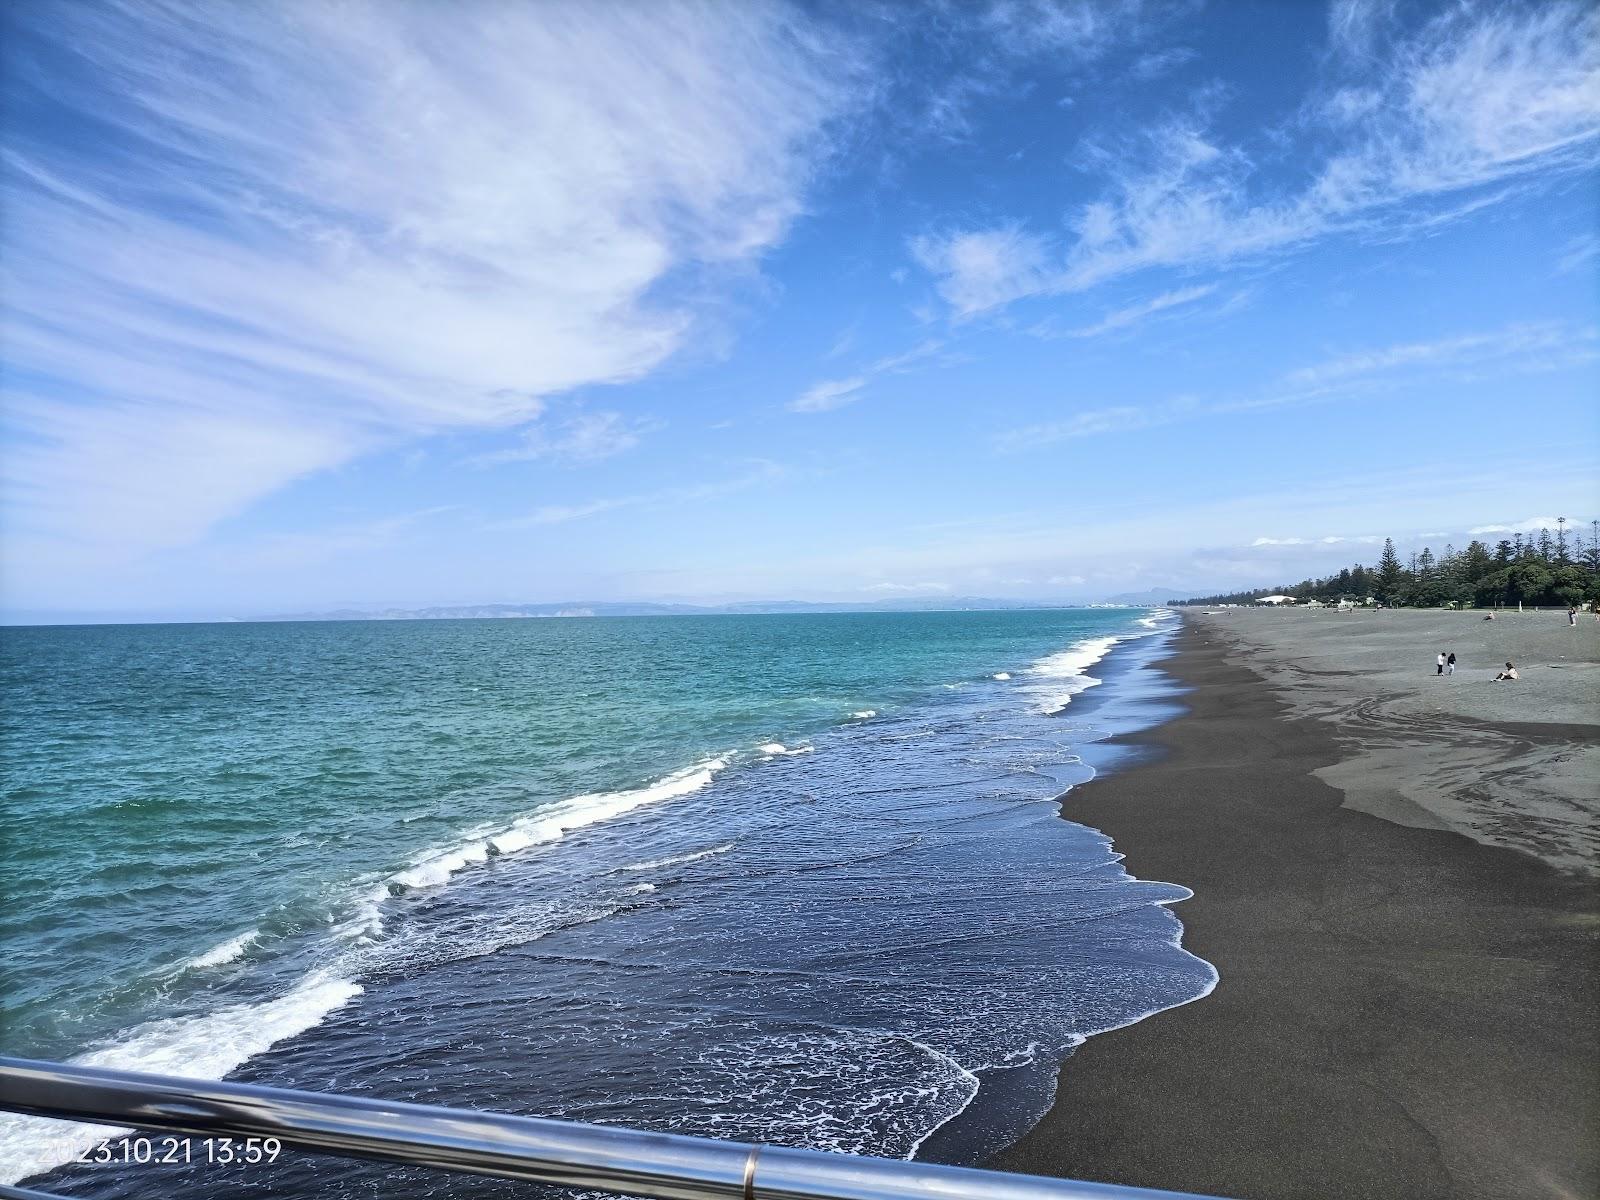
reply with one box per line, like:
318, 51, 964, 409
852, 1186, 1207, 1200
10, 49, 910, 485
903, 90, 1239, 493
0, 1057, 1222, 1200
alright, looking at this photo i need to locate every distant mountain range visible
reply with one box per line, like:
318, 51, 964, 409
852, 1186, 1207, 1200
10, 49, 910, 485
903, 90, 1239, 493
257, 593, 1188, 622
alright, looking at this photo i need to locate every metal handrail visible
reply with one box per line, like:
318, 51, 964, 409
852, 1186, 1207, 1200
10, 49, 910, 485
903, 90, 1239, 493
0, 1056, 1221, 1200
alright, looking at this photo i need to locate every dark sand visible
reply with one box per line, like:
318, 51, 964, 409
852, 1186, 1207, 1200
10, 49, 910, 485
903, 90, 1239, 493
990, 616, 1599, 1200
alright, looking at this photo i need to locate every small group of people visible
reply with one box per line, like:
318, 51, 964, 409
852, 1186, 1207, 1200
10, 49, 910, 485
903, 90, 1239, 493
1434, 650, 1518, 680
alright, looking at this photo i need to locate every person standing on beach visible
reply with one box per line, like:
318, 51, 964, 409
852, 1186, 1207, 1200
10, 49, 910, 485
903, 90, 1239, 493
1569, 606, 1578, 626
1447, 652, 1456, 675
1436, 652, 1446, 676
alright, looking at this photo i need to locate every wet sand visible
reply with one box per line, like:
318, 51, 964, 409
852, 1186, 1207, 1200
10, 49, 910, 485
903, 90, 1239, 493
990, 612, 1599, 1199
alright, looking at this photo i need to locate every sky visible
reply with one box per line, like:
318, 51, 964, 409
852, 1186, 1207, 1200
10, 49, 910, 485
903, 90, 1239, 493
1, 0, 1597, 622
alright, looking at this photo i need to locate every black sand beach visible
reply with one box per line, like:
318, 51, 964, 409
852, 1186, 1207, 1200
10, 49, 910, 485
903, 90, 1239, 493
991, 613, 1599, 1200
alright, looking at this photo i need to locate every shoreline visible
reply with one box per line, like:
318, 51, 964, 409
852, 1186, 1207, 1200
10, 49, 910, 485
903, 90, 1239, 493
916, 622, 1209, 1166
986, 613, 1599, 1198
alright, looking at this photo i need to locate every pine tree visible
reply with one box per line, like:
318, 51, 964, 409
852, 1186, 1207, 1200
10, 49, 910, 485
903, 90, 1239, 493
1413, 547, 1446, 607
1376, 538, 1403, 603
1462, 540, 1494, 581
1586, 521, 1600, 573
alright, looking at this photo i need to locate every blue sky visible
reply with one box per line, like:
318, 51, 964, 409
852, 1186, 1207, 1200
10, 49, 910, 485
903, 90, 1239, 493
2, 0, 1597, 620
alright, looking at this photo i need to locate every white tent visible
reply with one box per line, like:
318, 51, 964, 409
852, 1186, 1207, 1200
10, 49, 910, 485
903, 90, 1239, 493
1255, 594, 1295, 605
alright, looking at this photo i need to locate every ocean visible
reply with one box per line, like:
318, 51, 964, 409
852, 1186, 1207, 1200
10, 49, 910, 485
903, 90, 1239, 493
0, 607, 1214, 1195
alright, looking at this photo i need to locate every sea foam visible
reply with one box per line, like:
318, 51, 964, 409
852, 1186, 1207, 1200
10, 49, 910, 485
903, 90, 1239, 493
389, 756, 730, 891
1024, 635, 1122, 714
0, 972, 361, 1186
621, 843, 736, 872
184, 928, 258, 970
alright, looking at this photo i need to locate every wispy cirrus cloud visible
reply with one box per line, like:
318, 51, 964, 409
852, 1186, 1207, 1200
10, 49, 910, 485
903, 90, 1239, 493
789, 340, 947, 414
994, 319, 1596, 450
993, 398, 1200, 451
496, 462, 787, 529
1266, 321, 1596, 399
221, 508, 459, 572
1556, 233, 1599, 274
913, 1, 1600, 316
911, 0, 1184, 139
1046, 283, 1218, 339
474, 411, 658, 467
1130, 46, 1198, 79
1, 1, 856, 565
791, 377, 870, 414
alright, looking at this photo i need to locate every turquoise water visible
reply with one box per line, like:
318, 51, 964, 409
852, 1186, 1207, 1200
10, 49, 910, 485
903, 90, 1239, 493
2, 608, 1209, 1192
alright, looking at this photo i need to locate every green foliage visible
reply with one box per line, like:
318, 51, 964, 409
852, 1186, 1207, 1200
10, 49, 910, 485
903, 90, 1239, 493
1180, 524, 1599, 609
1376, 537, 1404, 603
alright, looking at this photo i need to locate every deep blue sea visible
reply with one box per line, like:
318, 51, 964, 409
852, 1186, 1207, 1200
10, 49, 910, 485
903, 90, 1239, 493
0, 608, 1212, 1195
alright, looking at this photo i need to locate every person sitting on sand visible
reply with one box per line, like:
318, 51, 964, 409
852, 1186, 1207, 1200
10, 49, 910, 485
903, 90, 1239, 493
1483, 611, 1495, 620
1493, 661, 1519, 681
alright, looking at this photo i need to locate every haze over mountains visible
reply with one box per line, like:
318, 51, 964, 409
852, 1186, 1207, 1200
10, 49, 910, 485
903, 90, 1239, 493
258, 589, 1189, 623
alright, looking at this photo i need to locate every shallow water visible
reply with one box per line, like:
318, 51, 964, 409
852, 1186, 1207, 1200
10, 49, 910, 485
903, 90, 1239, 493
0, 608, 1212, 1193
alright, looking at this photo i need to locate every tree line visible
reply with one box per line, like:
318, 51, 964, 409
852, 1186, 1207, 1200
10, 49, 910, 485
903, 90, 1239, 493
1178, 519, 1600, 609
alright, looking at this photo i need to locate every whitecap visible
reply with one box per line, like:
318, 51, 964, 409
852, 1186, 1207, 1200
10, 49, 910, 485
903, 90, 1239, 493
1136, 607, 1177, 629
757, 743, 814, 757
621, 843, 736, 872
992, 672, 1011, 680
1024, 635, 1122, 714
184, 929, 257, 970
387, 756, 731, 893
0, 973, 361, 1186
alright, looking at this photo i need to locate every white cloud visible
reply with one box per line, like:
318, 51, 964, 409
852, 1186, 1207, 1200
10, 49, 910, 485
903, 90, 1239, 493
993, 320, 1595, 450
476, 411, 654, 466
2, 1, 854, 564
1556, 233, 1599, 274
222, 508, 458, 571
912, 1, 1600, 315
1327, 0, 1397, 60
1130, 46, 1198, 79
910, 227, 1051, 316
1052, 284, 1218, 338
981, 0, 1147, 56
1469, 516, 1565, 534
994, 397, 1200, 450
863, 581, 951, 593
1251, 534, 1384, 547
790, 340, 947, 414
790, 377, 869, 413
1275, 322, 1584, 394
497, 462, 786, 528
